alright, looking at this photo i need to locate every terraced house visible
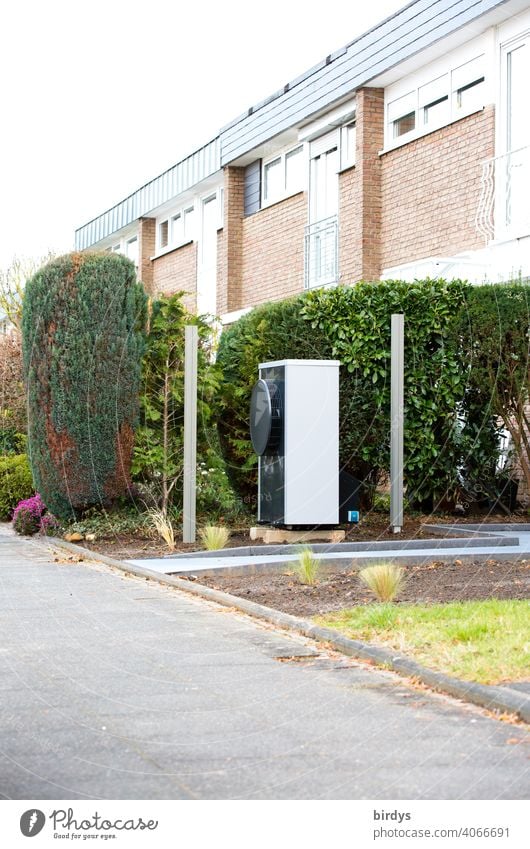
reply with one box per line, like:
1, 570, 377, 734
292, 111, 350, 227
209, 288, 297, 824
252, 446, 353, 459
76, 0, 530, 323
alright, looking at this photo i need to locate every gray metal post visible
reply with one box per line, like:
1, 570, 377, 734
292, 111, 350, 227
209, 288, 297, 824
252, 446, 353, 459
390, 314, 404, 533
183, 325, 198, 543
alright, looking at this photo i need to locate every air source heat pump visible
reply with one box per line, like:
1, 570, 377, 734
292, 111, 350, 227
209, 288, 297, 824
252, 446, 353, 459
250, 359, 340, 527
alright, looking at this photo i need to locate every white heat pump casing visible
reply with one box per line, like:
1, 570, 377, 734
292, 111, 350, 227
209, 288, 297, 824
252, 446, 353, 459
257, 359, 339, 526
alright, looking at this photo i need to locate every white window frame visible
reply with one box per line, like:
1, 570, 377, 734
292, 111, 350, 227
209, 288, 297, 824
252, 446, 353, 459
156, 204, 196, 253
499, 28, 530, 155
340, 121, 356, 170
261, 143, 307, 208
158, 220, 169, 249
383, 35, 490, 152
494, 27, 530, 241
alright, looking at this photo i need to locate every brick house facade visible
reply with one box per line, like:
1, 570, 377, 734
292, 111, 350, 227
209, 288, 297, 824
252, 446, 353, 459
75, 0, 530, 322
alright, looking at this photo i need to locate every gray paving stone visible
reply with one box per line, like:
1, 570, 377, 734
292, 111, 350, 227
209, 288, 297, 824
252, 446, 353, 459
0, 525, 528, 800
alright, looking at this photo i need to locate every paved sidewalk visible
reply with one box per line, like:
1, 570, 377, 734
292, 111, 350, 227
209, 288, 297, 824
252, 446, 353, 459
0, 526, 528, 800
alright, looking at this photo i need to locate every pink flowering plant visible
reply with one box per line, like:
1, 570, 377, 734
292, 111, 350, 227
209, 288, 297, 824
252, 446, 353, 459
12, 493, 59, 537
39, 513, 60, 537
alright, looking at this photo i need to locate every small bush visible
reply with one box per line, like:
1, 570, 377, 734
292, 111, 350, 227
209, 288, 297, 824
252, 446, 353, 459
359, 562, 406, 602
198, 525, 230, 551
12, 493, 45, 536
0, 454, 34, 520
0, 428, 26, 456
294, 546, 321, 586
64, 505, 152, 538
39, 513, 61, 536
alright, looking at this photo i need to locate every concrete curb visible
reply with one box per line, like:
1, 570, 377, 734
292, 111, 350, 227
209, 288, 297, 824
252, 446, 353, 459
48, 536, 530, 724
163, 533, 517, 560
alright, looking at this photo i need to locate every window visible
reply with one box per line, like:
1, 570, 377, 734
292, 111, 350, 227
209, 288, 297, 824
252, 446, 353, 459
157, 206, 195, 252
177, 206, 195, 244
340, 122, 356, 169
125, 237, 138, 268
176, 207, 194, 242
388, 91, 416, 139
262, 145, 305, 205
285, 146, 304, 193
171, 213, 183, 244
394, 112, 415, 137
452, 56, 485, 113
505, 39, 530, 152
419, 75, 449, 127
159, 220, 169, 249
385, 51, 486, 148
497, 35, 530, 236
263, 157, 283, 202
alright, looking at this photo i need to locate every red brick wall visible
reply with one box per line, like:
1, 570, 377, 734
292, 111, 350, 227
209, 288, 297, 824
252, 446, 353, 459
216, 228, 227, 315
152, 242, 197, 312
338, 88, 384, 283
355, 88, 385, 281
240, 192, 307, 308
339, 166, 360, 283
138, 218, 156, 292
381, 106, 495, 270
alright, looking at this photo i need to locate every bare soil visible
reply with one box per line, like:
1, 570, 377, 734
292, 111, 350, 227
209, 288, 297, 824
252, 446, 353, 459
197, 558, 530, 618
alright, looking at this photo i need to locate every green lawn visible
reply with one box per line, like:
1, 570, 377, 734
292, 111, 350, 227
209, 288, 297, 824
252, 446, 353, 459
316, 599, 530, 685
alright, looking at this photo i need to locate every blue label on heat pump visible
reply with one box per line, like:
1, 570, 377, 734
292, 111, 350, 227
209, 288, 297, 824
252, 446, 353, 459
348, 510, 360, 523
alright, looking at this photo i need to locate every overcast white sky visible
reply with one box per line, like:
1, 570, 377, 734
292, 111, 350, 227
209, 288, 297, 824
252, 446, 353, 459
0, 0, 406, 268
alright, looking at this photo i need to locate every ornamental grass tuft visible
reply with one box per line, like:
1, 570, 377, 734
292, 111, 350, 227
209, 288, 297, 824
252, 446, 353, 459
148, 507, 176, 551
294, 546, 321, 586
358, 562, 406, 603
198, 525, 230, 551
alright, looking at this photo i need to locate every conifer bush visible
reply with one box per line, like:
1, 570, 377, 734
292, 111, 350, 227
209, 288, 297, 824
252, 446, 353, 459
22, 252, 147, 520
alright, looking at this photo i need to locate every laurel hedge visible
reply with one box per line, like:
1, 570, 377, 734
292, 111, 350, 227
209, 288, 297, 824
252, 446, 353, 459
22, 252, 147, 519
216, 279, 524, 509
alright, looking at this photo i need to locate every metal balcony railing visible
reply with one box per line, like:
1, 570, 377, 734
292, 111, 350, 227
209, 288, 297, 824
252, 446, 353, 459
476, 144, 530, 242
304, 215, 338, 289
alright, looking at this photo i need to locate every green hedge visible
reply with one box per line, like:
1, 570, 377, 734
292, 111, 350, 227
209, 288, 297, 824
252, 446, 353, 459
216, 296, 333, 500
22, 252, 147, 520
0, 454, 34, 520
449, 282, 530, 500
217, 279, 522, 509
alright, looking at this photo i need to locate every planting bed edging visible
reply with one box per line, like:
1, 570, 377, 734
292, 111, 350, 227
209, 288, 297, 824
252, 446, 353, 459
48, 536, 530, 724
163, 533, 517, 560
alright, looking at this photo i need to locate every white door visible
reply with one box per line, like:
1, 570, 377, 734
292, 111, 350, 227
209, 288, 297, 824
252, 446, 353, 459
197, 194, 218, 316
307, 137, 339, 287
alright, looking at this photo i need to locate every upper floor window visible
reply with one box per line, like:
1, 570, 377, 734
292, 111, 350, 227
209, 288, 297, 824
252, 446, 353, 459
158, 205, 195, 252
340, 121, 356, 169
388, 91, 416, 139
452, 56, 485, 114
125, 236, 138, 268
262, 144, 305, 205
419, 75, 449, 128
386, 51, 486, 149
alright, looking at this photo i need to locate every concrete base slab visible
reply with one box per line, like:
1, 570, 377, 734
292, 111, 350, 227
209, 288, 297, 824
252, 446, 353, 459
250, 526, 345, 544
128, 541, 528, 577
